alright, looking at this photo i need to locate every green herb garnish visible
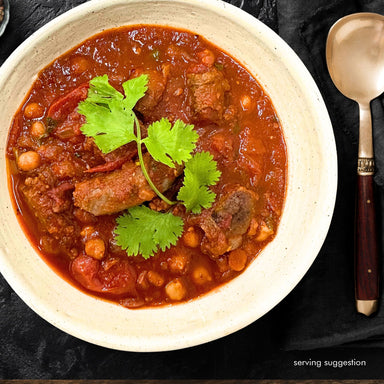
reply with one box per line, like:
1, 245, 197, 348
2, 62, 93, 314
78, 74, 145, 153
78, 74, 221, 257
178, 151, 221, 214
115, 206, 184, 259
143, 118, 198, 168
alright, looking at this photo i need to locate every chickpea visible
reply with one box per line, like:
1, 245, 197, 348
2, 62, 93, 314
17, 151, 41, 171
71, 56, 89, 74
228, 249, 247, 272
160, 261, 168, 270
85, 238, 105, 260
240, 95, 252, 111
24, 102, 44, 119
80, 226, 95, 238
120, 297, 145, 309
192, 265, 212, 285
30, 121, 46, 138
168, 251, 190, 274
69, 248, 79, 259
255, 222, 274, 242
199, 49, 215, 67
147, 271, 165, 287
165, 278, 187, 301
182, 227, 201, 248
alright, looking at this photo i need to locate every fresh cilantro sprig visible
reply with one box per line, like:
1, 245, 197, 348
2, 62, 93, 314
78, 74, 222, 258
79, 75, 198, 205
115, 206, 184, 259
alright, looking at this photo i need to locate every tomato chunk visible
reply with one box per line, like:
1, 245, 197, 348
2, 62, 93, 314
71, 254, 137, 296
47, 83, 89, 122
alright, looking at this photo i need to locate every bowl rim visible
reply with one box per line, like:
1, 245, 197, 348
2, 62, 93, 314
0, 0, 338, 351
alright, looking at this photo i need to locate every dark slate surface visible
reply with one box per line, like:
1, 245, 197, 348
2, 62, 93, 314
2, 0, 384, 380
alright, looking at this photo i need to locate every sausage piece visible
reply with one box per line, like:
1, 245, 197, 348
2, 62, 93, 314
73, 152, 183, 216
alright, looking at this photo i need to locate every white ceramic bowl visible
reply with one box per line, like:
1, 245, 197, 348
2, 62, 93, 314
0, 0, 337, 351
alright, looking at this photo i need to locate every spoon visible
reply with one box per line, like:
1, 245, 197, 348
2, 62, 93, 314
0, 0, 9, 37
326, 13, 384, 316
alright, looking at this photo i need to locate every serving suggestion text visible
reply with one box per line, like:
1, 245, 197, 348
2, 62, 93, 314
293, 358, 366, 369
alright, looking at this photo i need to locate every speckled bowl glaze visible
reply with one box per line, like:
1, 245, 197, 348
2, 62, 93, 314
0, 0, 337, 351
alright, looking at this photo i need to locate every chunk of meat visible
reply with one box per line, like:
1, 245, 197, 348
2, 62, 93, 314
191, 185, 257, 257
21, 170, 79, 250
214, 186, 256, 235
191, 210, 229, 257
47, 182, 74, 213
131, 69, 167, 115
187, 67, 230, 122
37, 142, 85, 179
73, 152, 183, 216
210, 132, 234, 161
71, 254, 137, 295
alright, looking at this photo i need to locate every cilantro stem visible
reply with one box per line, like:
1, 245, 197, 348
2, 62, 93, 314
134, 115, 175, 206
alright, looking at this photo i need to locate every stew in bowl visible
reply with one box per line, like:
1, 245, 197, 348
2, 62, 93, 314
7, 25, 287, 308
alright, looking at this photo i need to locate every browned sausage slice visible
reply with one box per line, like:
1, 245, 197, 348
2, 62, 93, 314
73, 152, 182, 216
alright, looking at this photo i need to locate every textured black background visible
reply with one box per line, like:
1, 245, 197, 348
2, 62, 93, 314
2, 0, 384, 380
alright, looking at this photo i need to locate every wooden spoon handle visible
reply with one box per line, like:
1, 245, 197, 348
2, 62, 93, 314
355, 172, 379, 315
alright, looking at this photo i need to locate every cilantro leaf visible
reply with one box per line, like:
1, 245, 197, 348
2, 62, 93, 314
122, 74, 148, 110
85, 74, 124, 104
114, 206, 184, 259
78, 99, 136, 153
78, 74, 148, 153
179, 181, 216, 214
177, 151, 221, 214
182, 151, 221, 186
143, 118, 198, 168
